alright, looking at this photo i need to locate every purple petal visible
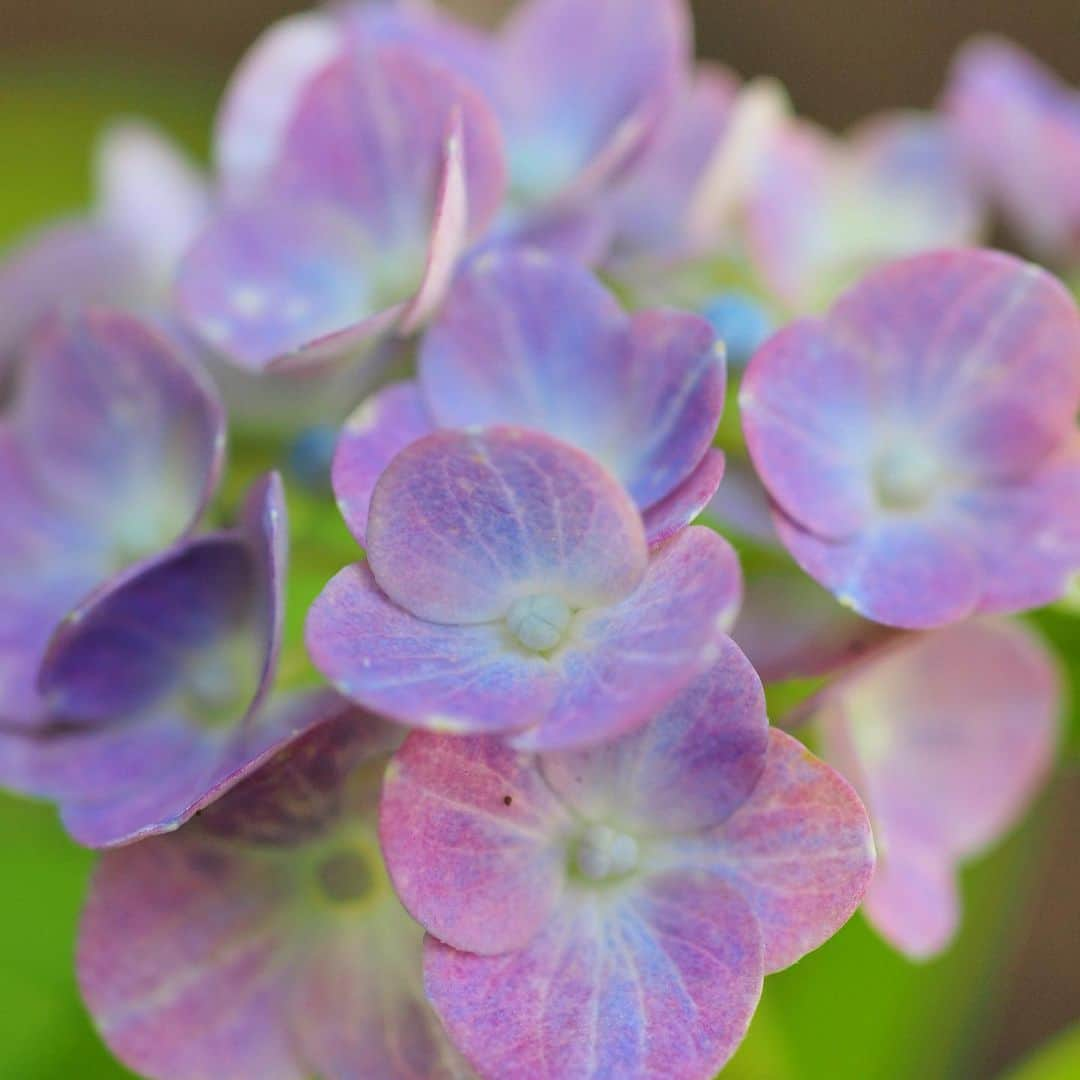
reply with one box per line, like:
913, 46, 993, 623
380, 732, 571, 954
332, 381, 435, 548
694, 729, 875, 972
497, 0, 689, 205
642, 448, 726, 548
425, 872, 763, 1080
77, 706, 466, 1078
511, 526, 743, 750
365, 427, 647, 624
176, 201, 392, 372
733, 569, 899, 683
270, 44, 505, 246
306, 563, 558, 737
95, 121, 209, 290
419, 250, 724, 509
774, 509, 982, 630
705, 456, 781, 547
12, 310, 224, 555
740, 317, 877, 539
946, 36, 1080, 264
540, 636, 768, 833
213, 12, 343, 194
0, 222, 140, 374
608, 64, 739, 259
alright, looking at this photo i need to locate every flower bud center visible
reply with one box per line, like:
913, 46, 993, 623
574, 824, 639, 882
873, 445, 939, 510
316, 849, 375, 904
506, 593, 572, 653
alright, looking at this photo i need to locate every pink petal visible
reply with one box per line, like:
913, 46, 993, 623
642, 449, 726, 548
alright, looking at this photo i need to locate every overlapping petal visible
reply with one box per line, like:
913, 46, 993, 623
816, 620, 1059, 957
78, 705, 468, 1079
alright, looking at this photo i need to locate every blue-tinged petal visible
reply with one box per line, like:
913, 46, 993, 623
642, 449, 725, 548
425, 874, 763, 1080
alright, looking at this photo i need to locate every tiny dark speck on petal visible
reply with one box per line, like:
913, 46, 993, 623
503, 795, 513, 806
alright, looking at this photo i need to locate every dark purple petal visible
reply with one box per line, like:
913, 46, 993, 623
306, 563, 558, 737
380, 732, 571, 955
78, 705, 466, 1077
332, 381, 435, 548
365, 427, 647, 624
540, 637, 768, 833
425, 873, 763, 1080
691, 729, 875, 972
12, 310, 224, 556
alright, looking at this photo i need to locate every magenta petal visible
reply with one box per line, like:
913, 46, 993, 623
420, 250, 723, 510
643, 448, 726, 547
698, 729, 875, 973
740, 318, 877, 538
332, 382, 435, 548
13, 310, 224, 553
540, 637, 768, 833
425, 872, 763, 1080
77, 706, 465, 1078
176, 202, 385, 372
511, 526, 743, 750
774, 510, 982, 629
366, 428, 647, 624
213, 12, 342, 194
306, 563, 558, 736
380, 733, 571, 955
271, 44, 505, 246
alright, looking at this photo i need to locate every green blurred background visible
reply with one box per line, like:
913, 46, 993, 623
2, 2, 1079, 1077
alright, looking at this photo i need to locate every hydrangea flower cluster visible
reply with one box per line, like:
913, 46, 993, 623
1, 3, 1079, 1078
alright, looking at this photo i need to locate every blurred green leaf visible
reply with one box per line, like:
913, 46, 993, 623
1006, 1023, 1080, 1079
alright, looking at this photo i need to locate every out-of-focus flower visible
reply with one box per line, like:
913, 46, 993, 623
380, 645, 874, 1079
0, 123, 208, 382
78, 705, 471, 1079
0, 473, 321, 849
308, 427, 741, 749
702, 291, 776, 368
814, 620, 1059, 958
0, 310, 224, 730
741, 250, 1080, 628
946, 36, 1080, 269
176, 34, 506, 379
744, 113, 983, 313
332, 248, 726, 549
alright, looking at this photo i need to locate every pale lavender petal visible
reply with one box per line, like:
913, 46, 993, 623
498, 0, 689, 205
95, 121, 209, 289
0, 222, 140, 373
946, 36, 1080, 264
12, 310, 223, 556
704, 456, 780, 546
365, 428, 647, 624
213, 12, 343, 194
271, 44, 505, 246
695, 729, 875, 972
380, 732, 571, 954
740, 317, 877, 538
332, 381, 435, 548
306, 563, 558, 736
420, 250, 724, 508
175, 202, 386, 372
540, 636, 768, 832
425, 873, 763, 1080
511, 526, 743, 750
774, 510, 982, 630
643, 449, 726, 548
732, 569, 899, 683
